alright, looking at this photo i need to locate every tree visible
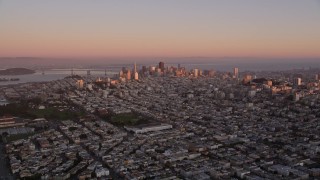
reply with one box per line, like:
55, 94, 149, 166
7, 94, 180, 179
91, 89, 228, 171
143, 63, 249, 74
79, 134, 87, 139
68, 127, 77, 131
2, 131, 9, 137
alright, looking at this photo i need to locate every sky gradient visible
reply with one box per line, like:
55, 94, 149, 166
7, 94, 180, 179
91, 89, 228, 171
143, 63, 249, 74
1, 0, 320, 59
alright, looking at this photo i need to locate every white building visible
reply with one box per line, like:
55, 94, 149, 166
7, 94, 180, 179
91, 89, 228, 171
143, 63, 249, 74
248, 90, 256, 98
124, 123, 173, 134
95, 167, 109, 177
0, 97, 9, 106
87, 84, 93, 91
294, 92, 300, 102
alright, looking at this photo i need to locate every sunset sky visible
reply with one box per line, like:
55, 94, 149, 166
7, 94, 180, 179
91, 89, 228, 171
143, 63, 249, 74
1, 0, 320, 59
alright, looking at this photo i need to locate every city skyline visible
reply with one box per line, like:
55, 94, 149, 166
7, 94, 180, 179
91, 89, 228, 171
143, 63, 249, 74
1, 0, 320, 59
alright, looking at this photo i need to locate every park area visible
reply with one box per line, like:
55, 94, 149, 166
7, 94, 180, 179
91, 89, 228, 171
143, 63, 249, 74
0, 103, 84, 120
109, 113, 152, 127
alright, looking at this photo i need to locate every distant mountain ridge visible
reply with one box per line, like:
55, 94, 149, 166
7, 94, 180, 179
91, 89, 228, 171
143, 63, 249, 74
0, 68, 35, 75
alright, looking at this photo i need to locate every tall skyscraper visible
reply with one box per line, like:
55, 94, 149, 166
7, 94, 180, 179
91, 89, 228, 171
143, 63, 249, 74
119, 70, 124, 78
134, 72, 139, 80
134, 62, 137, 73
126, 69, 131, 80
194, 69, 199, 77
142, 66, 147, 73
159, 62, 165, 72
234, 67, 239, 78
294, 77, 302, 86
134, 62, 139, 80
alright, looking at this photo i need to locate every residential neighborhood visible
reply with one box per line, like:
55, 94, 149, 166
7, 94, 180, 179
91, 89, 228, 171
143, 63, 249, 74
1, 64, 320, 179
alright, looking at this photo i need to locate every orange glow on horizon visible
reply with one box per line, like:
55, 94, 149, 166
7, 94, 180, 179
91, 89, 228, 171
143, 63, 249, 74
1, 1, 320, 59
1, 30, 320, 58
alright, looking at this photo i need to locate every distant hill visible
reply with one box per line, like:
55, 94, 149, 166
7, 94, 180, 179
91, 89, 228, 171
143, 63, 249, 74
0, 68, 35, 75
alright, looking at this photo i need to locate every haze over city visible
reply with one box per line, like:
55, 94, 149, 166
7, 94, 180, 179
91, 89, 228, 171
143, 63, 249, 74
1, 0, 320, 61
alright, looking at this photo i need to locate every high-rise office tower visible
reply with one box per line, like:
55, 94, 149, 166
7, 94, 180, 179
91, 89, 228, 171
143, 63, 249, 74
134, 72, 139, 80
142, 66, 147, 73
134, 62, 139, 80
134, 62, 137, 73
159, 62, 165, 72
234, 67, 239, 78
294, 77, 302, 86
194, 69, 199, 77
127, 69, 131, 80
119, 70, 124, 78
